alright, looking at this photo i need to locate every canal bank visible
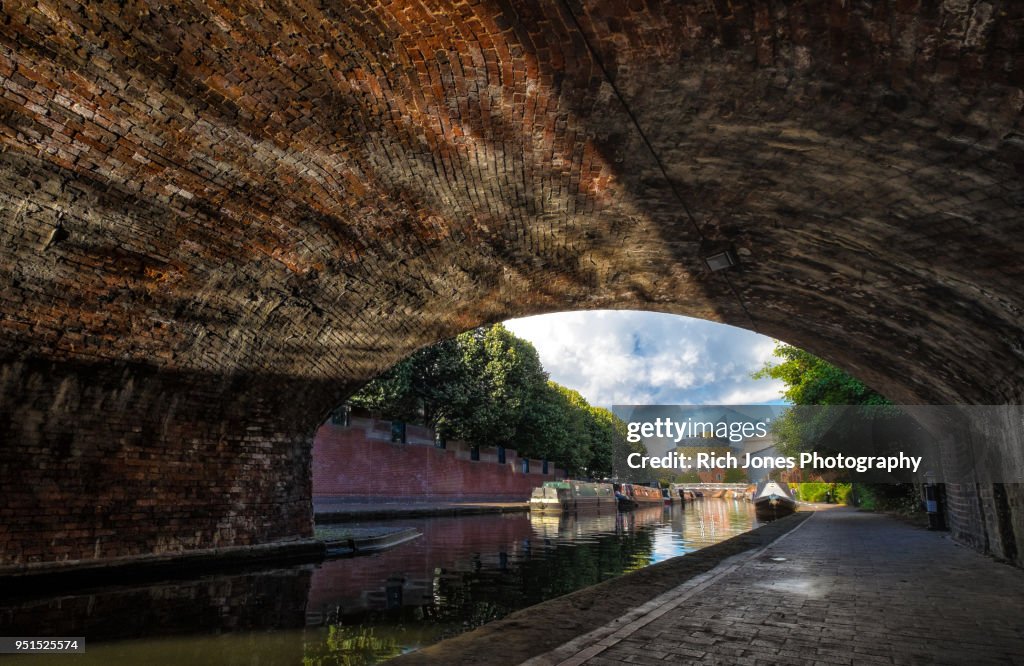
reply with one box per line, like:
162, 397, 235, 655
315, 499, 529, 523
390, 510, 811, 666
0, 526, 427, 598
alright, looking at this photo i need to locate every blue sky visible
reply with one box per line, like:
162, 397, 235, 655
504, 310, 788, 408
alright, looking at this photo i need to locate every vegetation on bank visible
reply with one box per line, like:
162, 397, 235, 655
754, 342, 922, 513
752, 343, 891, 407
792, 481, 923, 512
349, 324, 639, 477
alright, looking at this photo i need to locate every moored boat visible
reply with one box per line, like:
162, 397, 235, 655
614, 483, 663, 510
661, 487, 677, 505
752, 480, 797, 519
529, 481, 615, 514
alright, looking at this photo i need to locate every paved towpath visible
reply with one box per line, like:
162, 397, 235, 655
527, 508, 1024, 666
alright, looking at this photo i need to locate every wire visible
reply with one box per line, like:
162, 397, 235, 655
556, 0, 760, 333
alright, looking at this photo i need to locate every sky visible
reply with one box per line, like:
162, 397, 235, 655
503, 310, 788, 408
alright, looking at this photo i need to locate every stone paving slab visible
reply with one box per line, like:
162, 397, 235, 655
534, 508, 1024, 666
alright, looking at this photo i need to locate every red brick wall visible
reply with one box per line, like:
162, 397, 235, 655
313, 417, 558, 501
0, 358, 329, 569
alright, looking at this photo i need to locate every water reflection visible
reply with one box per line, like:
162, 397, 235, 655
303, 508, 664, 657
652, 497, 764, 563
0, 500, 757, 665
0, 568, 312, 665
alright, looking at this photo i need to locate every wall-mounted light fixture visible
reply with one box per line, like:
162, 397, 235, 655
703, 248, 739, 272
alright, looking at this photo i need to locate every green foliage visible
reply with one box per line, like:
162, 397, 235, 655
793, 482, 827, 502
514, 381, 585, 473
447, 324, 549, 448
349, 324, 635, 476
793, 482, 851, 503
754, 342, 898, 459
584, 406, 621, 477
347, 356, 417, 420
752, 343, 889, 406
303, 625, 403, 666
853, 483, 921, 513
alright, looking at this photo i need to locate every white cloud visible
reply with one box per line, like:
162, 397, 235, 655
504, 310, 787, 407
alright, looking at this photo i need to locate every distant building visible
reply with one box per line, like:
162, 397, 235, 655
672, 437, 746, 483
737, 432, 778, 484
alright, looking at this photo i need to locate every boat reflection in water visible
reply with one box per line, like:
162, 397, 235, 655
651, 496, 764, 563
0, 500, 757, 666
529, 505, 666, 540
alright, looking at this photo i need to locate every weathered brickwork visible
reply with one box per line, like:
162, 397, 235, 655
933, 407, 1024, 565
0, 358, 327, 567
0, 2, 1022, 566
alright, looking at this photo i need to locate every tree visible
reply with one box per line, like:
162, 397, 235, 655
514, 381, 586, 474
446, 324, 549, 447
348, 354, 418, 421
407, 337, 472, 429
752, 342, 895, 458
583, 406, 620, 479
752, 343, 889, 406
347, 323, 633, 475
514, 381, 575, 464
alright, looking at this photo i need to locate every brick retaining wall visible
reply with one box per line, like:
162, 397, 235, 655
313, 417, 559, 501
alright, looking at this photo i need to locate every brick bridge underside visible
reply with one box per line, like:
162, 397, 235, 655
1, 1, 1022, 570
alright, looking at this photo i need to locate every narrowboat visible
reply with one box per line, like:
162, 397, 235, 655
614, 483, 664, 510
529, 481, 615, 514
752, 480, 797, 519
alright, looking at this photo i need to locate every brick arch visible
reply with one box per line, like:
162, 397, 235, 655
0, 1, 1021, 568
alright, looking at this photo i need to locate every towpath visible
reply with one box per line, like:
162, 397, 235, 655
526, 507, 1024, 666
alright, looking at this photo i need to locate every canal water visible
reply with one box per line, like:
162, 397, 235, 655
0, 499, 759, 665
